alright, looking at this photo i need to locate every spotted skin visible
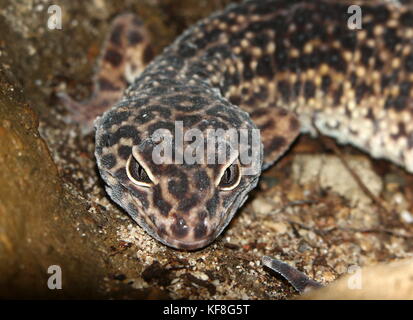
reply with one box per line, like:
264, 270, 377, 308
63, 0, 413, 250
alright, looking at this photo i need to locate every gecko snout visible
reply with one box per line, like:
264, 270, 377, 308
159, 210, 218, 250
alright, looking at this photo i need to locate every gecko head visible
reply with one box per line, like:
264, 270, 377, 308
95, 94, 263, 250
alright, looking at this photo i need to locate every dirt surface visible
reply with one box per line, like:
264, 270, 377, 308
1, 0, 413, 299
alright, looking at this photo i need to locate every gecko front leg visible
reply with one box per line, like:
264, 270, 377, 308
58, 13, 153, 132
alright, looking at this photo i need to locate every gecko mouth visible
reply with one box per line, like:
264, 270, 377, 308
163, 236, 216, 251
152, 214, 225, 251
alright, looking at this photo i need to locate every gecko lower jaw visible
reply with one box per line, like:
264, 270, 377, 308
162, 236, 216, 251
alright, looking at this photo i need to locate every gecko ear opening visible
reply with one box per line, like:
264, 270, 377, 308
126, 155, 153, 187
218, 160, 241, 191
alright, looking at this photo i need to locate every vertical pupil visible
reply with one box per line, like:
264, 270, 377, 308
218, 163, 239, 189
129, 158, 150, 183
136, 163, 143, 179
137, 165, 143, 178
226, 166, 232, 182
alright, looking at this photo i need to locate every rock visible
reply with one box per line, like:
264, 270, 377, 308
252, 198, 275, 215
292, 154, 383, 206
301, 259, 413, 299
0, 75, 110, 298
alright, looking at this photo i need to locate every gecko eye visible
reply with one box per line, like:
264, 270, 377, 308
218, 161, 241, 191
126, 155, 153, 187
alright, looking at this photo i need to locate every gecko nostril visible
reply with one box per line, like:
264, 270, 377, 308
194, 221, 208, 239
170, 215, 190, 239
156, 223, 168, 237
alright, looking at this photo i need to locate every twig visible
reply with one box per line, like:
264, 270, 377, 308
315, 127, 391, 222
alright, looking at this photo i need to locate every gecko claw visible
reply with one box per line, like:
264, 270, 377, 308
262, 256, 323, 294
